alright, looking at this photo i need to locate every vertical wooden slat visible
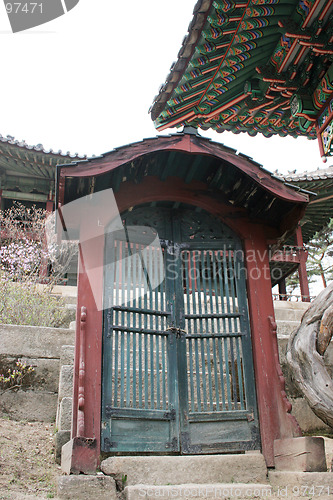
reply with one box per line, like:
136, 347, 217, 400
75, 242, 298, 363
113, 240, 121, 406
120, 332, 125, 407
235, 336, 245, 410
182, 251, 195, 412
224, 336, 232, 410
206, 337, 214, 410
188, 338, 195, 412
194, 251, 208, 411
217, 338, 226, 410
156, 334, 160, 409
212, 337, 220, 411
126, 332, 131, 407
190, 251, 198, 334
200, 337, 208, 411
200, 250, 210, 333
161, 335, 167, 410
216, 251, 227, 333
138, 244, 143, 409
232, 249, 247, 410
229, 336, 238, 407
194, 337, 201, 411
144, 260, 149, 408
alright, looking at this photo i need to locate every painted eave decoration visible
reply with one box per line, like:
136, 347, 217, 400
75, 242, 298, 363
150, 0, 333, 159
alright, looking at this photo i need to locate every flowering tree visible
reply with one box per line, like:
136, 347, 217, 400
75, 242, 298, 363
0, 202, 78, 326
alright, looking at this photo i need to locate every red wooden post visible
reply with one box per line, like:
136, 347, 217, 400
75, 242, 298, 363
243, 234, 301, 466
46, 198, 54, 212
77, 306, 87, 437
295, 225, 310, 302
39, 197, 54, 282
278, 278, 287, 300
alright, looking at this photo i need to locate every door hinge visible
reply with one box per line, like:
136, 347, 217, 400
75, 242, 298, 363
105, 405, 115, 419
247, 411, 254, 422
104, 438, 117, 451
164, 408, 176, 421
165, 437, 178, 451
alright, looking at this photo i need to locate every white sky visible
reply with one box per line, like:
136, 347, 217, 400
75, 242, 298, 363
0, 0, 328, 174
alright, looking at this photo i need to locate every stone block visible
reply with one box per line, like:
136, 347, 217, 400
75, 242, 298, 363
62, 437, 98, 475
320, 437, 333, 471
274, 437, 327, 472
101, 454, 268, 486
58, 365, 73, 399
273, 301, 309, 322
55, 430, 71, 464
57, 474, 117, 499
0, 390, 57, 422
276, 320, 300, 337
58, 396, 73, 430
60, 345, 75, 365
0, 355, 60, 392
269, 471, 333, 490
290, 398, 330, 432
0, 324, 75, 358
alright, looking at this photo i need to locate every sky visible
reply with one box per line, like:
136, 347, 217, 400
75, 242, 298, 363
0, 0, 328, 174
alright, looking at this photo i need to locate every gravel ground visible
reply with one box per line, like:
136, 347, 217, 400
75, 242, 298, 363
0, 418, 60, 499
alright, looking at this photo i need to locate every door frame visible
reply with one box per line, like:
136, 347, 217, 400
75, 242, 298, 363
101, 206, 261, 454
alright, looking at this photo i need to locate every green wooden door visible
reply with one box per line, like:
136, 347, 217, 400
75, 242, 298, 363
101, 206, 260, 454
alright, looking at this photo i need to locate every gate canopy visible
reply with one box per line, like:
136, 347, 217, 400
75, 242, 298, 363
57, 132, 309, 240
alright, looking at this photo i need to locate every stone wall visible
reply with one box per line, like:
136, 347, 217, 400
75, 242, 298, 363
0, 324, 75, 422
0, 299, 332, 438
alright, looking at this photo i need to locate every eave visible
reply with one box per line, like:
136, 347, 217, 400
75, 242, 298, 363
57, 133, 309, 238
150, 0, 333, 157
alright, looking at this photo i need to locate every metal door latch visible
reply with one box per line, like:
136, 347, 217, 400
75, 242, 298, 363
165, 327, 186, 338
176, 328, 186, 338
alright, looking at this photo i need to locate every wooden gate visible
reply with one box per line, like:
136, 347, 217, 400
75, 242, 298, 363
101, 206, 260, 454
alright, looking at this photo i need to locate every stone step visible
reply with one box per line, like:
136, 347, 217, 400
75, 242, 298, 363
269, 471, 333, 491
276, 320, 300, 337
273, 301, 309, 322
100, 453, 268, 486
124, 483, 272, 499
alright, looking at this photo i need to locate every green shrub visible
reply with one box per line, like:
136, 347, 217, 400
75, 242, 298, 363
0, 276, 69, 327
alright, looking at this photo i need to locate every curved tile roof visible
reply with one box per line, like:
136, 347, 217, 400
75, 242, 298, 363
150, 0, 333, 141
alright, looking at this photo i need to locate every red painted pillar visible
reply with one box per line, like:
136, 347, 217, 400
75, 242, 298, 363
61, 213, 104, 474
278, 278, 287, 301
295, 225, 310, 302
46, 198, 54, 212
244, 231, 301, 467
39, 198, 54, 282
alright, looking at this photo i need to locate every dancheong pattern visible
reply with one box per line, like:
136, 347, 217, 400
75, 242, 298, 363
150, 0, 333, 151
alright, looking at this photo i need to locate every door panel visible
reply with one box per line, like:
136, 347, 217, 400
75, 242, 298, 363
101, 229, 179, 453
101, 206, 260, 454
177, 247, 259, 453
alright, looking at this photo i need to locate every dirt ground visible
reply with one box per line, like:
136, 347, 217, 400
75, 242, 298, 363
0, 417, 60, 499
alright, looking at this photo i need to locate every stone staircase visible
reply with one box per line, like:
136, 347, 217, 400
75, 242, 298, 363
58, 452, 333, 499
56, 299, 333, 499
